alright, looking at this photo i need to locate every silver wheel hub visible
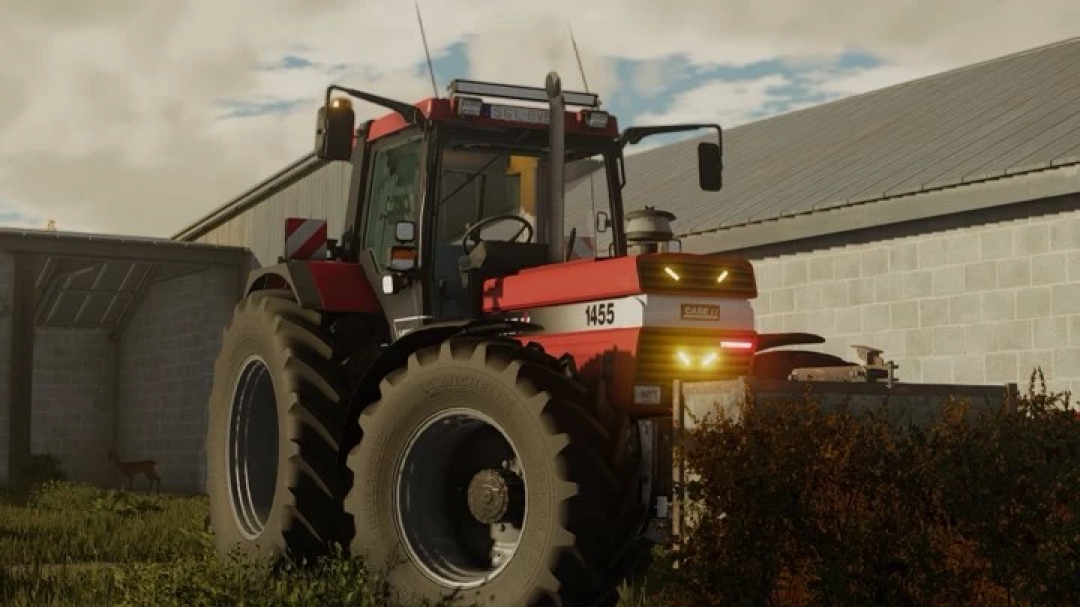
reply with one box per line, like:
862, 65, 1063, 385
395, 409, 527, 589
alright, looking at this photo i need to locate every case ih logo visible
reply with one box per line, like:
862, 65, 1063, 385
680, 303, 721, 321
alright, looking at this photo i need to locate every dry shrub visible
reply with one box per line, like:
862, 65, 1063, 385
668, 368, 1080, 607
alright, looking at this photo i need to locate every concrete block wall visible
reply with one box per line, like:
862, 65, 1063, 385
0, 252, 12, 482
117, 266, 240, 494
31, 328, 116, 486
750, 205, 1080, 399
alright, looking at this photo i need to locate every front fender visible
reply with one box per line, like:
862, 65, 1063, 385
245, 261, 381, 314
245, 263, 318, 308
339, 318, 543, 458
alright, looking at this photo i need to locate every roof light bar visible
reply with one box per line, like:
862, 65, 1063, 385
448, 79, 600, 108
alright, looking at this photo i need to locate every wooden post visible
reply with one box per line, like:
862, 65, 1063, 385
8, 253, 36, 489
671, 379, 684, 545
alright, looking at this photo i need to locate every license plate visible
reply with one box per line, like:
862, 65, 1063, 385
489, 104, 549, 125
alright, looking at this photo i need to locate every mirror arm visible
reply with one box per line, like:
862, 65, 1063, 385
325, 85, 427, 127
619, 123, 721, 149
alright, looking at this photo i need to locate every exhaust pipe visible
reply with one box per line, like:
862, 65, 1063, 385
545, 71, 566, 263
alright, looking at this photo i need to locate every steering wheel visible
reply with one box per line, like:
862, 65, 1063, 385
461, 214, 535, 255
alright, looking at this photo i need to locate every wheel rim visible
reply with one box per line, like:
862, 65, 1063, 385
396, 408, 527, 589
227, 355, 279, 540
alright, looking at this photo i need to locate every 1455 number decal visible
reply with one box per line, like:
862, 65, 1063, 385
585, 302, 616, 326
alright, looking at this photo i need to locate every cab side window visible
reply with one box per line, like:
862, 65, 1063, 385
363, 137, 423, 268
564, 156, 611, 259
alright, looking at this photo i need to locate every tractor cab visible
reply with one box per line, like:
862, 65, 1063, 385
312, 75, 723, 334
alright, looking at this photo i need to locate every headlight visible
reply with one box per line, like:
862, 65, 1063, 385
675, 349, 720, 368
456, 96, 483, 116
583, 110, 609, 129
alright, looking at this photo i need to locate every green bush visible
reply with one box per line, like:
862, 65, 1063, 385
90, 490, 165, 517
20, 454, 67, 488
666, 368, 1080, 606
0, 453, 68, 503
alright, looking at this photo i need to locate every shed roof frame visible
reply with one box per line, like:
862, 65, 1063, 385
0, 229, 250, 333
0, 228, 251, 266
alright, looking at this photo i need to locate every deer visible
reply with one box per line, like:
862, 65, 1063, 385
107, 449, 161, 493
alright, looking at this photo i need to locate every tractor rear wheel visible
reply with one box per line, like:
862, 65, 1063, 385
206, 290, 353, 561
344, 337, 646, 606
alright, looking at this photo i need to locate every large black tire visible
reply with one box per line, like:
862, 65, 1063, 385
206, 290, 353, 562
344, 337, 647, 606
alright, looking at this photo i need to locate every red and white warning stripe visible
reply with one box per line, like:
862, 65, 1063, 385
510, 294, 755, 332
285, 217, 328, 260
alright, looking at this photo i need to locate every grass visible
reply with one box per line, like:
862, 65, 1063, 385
0, 481, 665, 606
0, 482, 207, 565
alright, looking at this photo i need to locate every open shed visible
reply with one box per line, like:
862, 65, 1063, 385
0, 228, 252, 493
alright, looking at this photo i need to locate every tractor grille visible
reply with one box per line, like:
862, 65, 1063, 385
635, 328, 755, 387
637, 255, 757, 298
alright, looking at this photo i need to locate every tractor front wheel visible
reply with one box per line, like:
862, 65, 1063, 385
344, 337, 645, 606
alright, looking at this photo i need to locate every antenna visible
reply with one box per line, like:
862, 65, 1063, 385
568, 25, 591, 95
414, 0, 439, 97
567, 24, 600, 242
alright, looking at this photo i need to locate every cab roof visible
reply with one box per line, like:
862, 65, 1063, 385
362, 89, 622, 140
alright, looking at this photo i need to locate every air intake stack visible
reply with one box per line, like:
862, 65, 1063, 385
625, 207, 679, 255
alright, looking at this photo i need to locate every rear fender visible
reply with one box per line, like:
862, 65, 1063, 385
339, 318, 544, 458
755, 332, 826, 352
245, 260, 382, 314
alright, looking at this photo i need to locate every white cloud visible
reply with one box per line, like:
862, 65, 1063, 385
0, 208, 42, 229
0, 0, 1076, 237
635, 74, 793, 128
633, 59, 673, 97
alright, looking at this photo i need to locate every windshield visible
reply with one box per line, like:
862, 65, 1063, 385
425, 130, 617, 320
433, 135, 614, 259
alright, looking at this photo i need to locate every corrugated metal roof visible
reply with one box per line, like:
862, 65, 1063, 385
566, 36, 1080, 239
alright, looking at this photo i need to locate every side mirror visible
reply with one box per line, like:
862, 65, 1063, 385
394, 220, 416, 243
315, 97, 356, 161
595, 211, 610, 233
697, 142, 723, 191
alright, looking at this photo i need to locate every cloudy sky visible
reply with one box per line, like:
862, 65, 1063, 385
0, 1, 1077, 237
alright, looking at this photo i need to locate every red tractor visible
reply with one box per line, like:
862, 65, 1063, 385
205, 72, 824, 605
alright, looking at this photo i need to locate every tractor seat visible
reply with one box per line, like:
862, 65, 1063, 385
458, 240, 550, 284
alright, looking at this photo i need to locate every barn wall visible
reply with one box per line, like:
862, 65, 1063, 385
193, 162, 352, 266
116, 266, 240, 493
0, 252, 11, 482
747, 198, 1080, 398
31, 328, 116, 486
